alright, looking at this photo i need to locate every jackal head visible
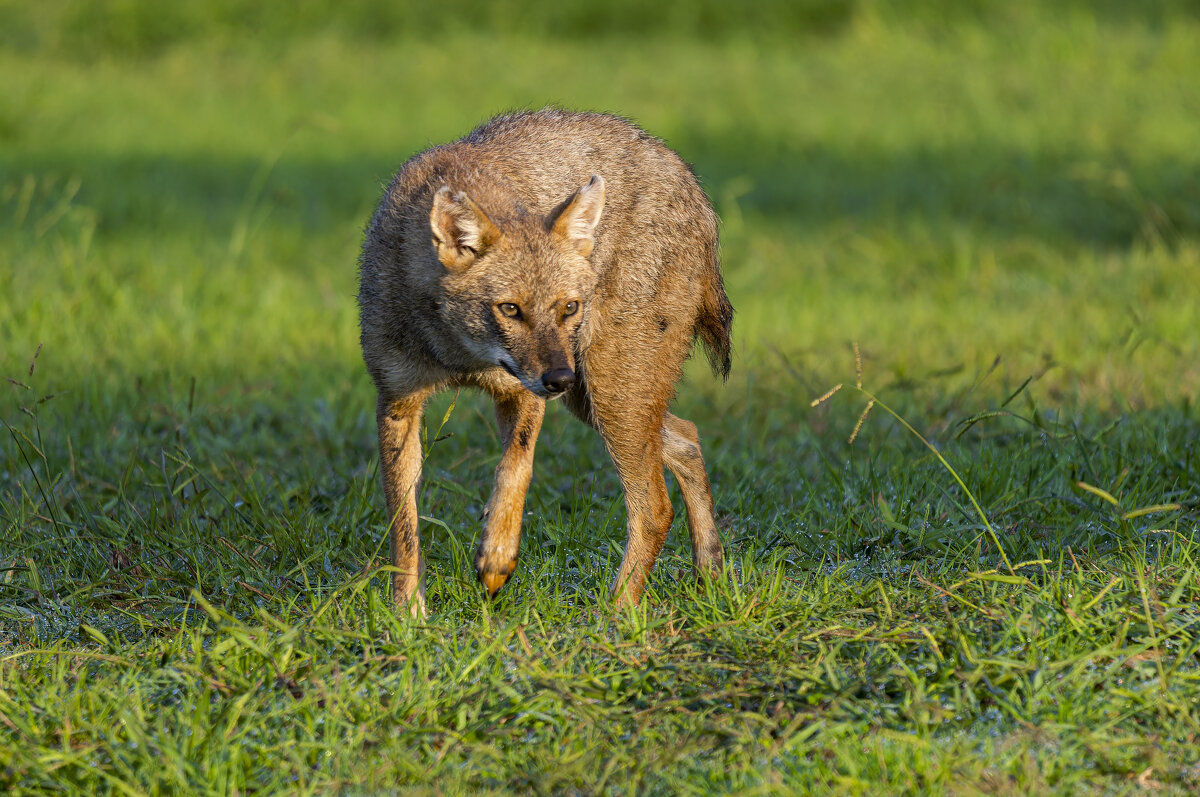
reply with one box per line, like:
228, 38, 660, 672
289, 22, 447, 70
429, 175, 605, 399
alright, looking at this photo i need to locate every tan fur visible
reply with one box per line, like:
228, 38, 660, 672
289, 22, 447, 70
358, 109, 733, 613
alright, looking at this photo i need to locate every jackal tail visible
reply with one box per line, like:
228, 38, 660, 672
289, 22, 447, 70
697, 275, 733, 379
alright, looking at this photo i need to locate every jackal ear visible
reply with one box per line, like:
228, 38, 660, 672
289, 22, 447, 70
430, 186, 500, 270
551, 175, 605, 258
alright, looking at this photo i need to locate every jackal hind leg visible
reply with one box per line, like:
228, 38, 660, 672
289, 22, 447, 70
661, 413, 723, 578
476, 390, 545, 596
377, 389, 433, 617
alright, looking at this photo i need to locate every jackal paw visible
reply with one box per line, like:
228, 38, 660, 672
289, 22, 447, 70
392, 583, 427, 619
693, 535, 725, 578
404, 590, 428, 619
475, 554, 517, 597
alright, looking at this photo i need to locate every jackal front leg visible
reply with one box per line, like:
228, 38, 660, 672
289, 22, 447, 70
476, 391, 545, 596
377, 390, 431, 616
590, 400, 674, 608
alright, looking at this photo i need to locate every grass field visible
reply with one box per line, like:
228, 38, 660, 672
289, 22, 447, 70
3, 1, 1200, 793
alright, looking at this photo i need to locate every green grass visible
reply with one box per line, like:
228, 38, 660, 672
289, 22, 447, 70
3, 1, 1200, 793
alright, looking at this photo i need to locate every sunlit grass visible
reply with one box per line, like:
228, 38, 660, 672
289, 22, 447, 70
2, 2, 1199, 792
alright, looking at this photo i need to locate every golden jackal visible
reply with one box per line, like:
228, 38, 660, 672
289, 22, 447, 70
359, 109, 733, 614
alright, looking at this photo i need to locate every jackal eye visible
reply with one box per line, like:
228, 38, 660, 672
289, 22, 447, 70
498, 302, 521, 318
563, 300, 579, 317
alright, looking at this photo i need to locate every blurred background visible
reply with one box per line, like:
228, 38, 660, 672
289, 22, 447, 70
2, 0, 1198, 409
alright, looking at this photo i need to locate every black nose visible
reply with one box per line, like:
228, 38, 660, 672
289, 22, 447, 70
541, 368, 575, 394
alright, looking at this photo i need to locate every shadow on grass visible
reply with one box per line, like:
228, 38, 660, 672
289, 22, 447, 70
5, 140, 1199, 251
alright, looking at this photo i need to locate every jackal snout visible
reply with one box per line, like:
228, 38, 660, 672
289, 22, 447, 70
488, 304, 581, 398
529, 321, 577, 395
541, 367, 575, 394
